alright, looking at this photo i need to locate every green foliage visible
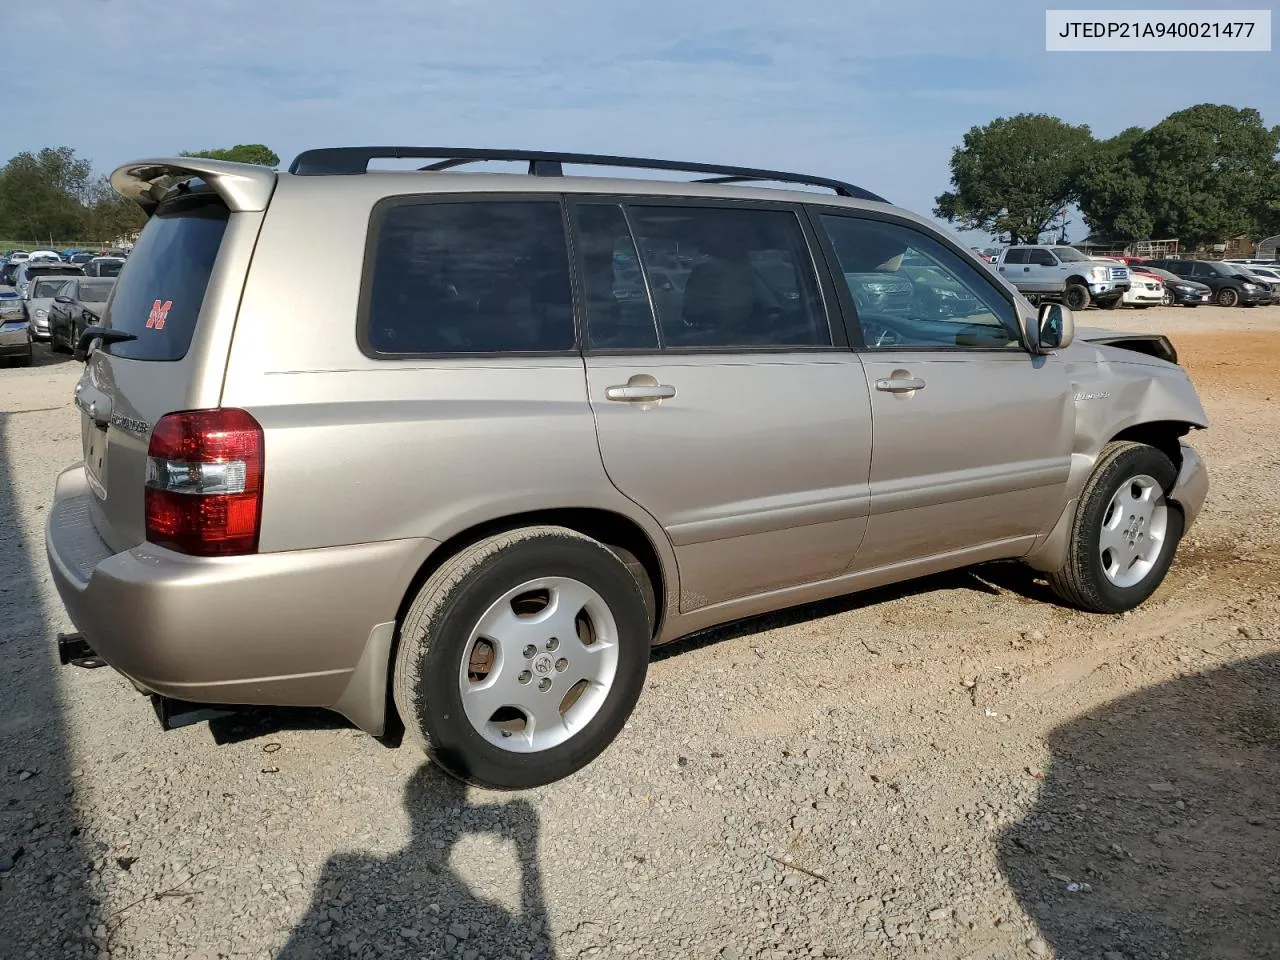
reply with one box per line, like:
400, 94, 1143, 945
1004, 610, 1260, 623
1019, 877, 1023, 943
1132, 105, 1280, 246
1077, 127, 1153, 242
0, 147, 94, 241
178, 144, 280, 167
934, 114, 1094, 244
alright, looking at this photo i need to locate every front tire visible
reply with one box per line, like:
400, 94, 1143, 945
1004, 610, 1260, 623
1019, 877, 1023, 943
1047, 442, 1184, 614
1064, 284, 1090, 311
392, 526, 651, 789
1099, 296, 1120, 310
1217, 287, 1240, 307
1162, 290, 1175, 306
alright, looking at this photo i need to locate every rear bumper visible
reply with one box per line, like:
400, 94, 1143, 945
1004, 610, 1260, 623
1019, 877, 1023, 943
45, 465, 432, 726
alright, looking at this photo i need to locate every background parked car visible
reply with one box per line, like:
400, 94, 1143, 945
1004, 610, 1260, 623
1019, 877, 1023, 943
1, 258, 25, 285
13, 259, 82, 297
48, 276, 114, 353
1221, 262, 1276, 294
26, 249, 63, 263
1122, 268, 1164, 309
1135, 266, 1212, 306
1144, 259, 1272, 307
68, 252, 96, 266
0, 291, 33, 367
23, 274, 76, 341
1242, 264, 1280, 287
82, 256, 125, 278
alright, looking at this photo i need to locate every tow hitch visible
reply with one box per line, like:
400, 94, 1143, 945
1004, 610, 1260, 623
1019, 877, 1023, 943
57, 632, 106, 669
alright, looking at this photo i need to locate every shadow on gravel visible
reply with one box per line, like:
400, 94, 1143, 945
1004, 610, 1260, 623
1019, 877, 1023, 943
0, 413, 96, 955
999, 654, 1280, 959
654, 560, 1046, 661
278, 762, 555, 960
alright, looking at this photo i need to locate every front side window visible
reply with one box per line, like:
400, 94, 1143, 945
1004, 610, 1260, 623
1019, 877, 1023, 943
624, 205, 830, 349
365, 200, 574, 355
821, 215, 1019, 350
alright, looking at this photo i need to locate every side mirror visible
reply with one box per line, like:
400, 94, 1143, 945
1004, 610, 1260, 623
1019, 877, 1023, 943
1036, 302, 1074, 352
55, 295, 72, 304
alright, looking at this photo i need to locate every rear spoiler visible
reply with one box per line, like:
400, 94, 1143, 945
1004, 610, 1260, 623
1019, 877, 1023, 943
110, 157, 277, 216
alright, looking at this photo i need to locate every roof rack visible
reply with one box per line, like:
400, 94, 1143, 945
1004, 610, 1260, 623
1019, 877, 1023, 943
287, 147, 887, 202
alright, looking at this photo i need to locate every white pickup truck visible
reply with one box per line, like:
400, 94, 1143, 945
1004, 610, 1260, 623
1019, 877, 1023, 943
996, 244, 1130, 310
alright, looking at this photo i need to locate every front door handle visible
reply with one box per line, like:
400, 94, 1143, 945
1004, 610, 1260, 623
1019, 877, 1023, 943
874, 377, 926, 393
605, 383, 677, 402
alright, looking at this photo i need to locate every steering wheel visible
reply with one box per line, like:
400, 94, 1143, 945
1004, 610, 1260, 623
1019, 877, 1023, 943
858, 313, 903, 348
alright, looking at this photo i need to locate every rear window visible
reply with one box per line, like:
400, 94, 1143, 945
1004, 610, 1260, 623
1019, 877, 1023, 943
102, 198, 228, 362
93, 259, 124, 277
32, 278, 67, 298
363, 199, 574, 355
28, 265, 81, 278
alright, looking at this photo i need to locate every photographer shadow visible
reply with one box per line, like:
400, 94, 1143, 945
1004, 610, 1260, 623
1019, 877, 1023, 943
998, 653, 1280, 958
279, 760, 555, 960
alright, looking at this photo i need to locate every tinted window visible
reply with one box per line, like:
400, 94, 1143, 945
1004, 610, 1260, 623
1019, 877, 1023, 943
1003, 248, 1028, 264
102, 197, 228, 362
365, 200, 573, 355
79, 280, 114, 302
1028, 249, 1057, 266
624, 205, 829, 349
93, 259, 124, 277
571, 203, 660, 350
821, 215, 1019, 350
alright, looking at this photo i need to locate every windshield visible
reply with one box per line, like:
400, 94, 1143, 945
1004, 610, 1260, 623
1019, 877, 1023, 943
32, 278, 68, 298
1051, 247, 1089, 262
79, 280, 115, 302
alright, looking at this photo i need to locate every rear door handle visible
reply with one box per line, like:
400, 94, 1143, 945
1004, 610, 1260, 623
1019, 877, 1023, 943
874, 377, 926, 393
605, 384, 677, 402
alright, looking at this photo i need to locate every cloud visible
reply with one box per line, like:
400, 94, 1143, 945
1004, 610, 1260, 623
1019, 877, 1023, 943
7, 0, 1277, 241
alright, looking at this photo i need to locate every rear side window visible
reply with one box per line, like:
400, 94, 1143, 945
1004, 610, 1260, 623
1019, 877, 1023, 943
102, 198, 228, 362
624, 205, 829, 349
364, 200, 574, 355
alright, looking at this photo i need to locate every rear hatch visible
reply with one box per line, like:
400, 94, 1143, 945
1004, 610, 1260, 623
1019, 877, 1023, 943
78, 158, 275, 554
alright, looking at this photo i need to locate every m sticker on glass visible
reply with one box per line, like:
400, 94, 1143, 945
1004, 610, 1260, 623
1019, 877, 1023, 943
145, 299, 173, 330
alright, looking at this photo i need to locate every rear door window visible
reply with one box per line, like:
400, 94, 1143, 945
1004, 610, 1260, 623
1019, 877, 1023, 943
102, 197, 229, 361
623, 204, 829, 349
363, 199, 574, 356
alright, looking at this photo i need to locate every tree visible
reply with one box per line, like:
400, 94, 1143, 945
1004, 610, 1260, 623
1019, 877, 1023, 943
179, 144, 280, 167
83, 175, 147, 244
934, 114, 1094, 244
1128, 104, 1280, 247
1077, 127, 1154, 243
0, 147, 93, 241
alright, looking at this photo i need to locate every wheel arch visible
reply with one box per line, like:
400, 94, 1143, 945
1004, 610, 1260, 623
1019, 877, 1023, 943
1109, 420, 1194, 475
369, 506, 672, 743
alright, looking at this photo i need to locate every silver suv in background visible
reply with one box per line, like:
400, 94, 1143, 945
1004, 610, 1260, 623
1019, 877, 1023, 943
46, 149, 1209, 789
996, 244, 1130, 310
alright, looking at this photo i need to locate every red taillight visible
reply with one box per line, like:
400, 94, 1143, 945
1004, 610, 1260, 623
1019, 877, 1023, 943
145, 408, 264, 556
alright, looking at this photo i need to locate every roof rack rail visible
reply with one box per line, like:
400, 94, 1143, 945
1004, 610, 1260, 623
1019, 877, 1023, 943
287, 147, 887, 203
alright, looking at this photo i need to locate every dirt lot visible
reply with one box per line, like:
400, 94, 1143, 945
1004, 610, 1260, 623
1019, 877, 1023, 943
1, 304, 1277, 960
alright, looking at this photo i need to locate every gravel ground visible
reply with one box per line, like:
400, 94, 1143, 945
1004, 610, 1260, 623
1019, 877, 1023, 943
1, 304, 1278, 960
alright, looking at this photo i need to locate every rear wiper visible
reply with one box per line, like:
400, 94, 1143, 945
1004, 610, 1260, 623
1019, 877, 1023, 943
74, 325, 137, 362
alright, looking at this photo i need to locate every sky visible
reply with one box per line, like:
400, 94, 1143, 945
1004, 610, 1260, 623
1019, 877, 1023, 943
5, 0, 1277, 246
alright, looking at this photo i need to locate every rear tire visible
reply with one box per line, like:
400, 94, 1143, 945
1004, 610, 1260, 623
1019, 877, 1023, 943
392, 526, 651, 789
1217, 287, 1240, 307
1047, 442, 1183, 614
1064, 284, 1090, 311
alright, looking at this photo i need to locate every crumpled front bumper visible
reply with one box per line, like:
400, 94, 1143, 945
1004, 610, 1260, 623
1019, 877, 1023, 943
1169, 442, 1208, 529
